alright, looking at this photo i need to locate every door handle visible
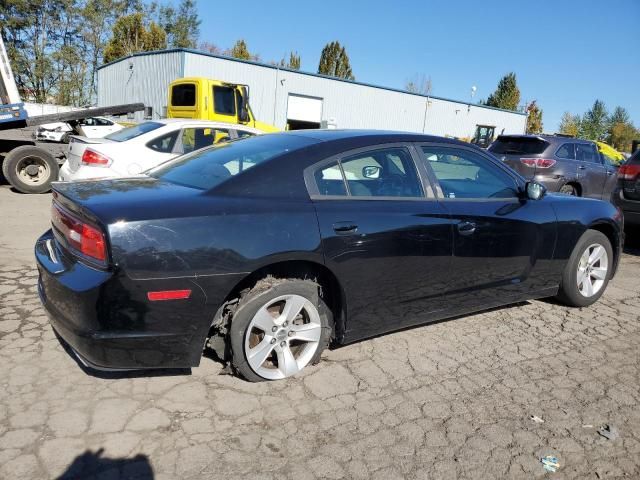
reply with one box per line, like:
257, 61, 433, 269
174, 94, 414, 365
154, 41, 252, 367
607, 170, 615, 176
578, 165, 587, 170
333, 222, 358, 234
457, 221, 476, 236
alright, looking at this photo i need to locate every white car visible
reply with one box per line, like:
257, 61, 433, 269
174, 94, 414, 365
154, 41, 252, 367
58, 119, 261, 182
35, 117, 123, 143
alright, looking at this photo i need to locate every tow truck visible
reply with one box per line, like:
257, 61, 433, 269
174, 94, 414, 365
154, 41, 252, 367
0, 36, 143, 193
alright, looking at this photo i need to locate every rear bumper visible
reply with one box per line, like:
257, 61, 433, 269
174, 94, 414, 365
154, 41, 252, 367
613, 189, 640, 225
36, 229, 212, 370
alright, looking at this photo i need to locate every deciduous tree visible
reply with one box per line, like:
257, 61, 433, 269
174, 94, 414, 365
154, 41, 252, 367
103, 13, 166, 63
405, 74, 433, 95
526, 101, 543, 134
558, 112, 581, 137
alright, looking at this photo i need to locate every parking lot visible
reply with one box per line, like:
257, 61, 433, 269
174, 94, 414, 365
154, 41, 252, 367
0, 184, 639, 479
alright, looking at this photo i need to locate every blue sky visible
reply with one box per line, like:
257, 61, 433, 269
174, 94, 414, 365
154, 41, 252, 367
195, 0, 639, 131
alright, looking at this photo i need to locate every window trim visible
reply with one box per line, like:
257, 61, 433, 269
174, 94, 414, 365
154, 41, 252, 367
304, 143, 434, 201
415, 142, 524, 201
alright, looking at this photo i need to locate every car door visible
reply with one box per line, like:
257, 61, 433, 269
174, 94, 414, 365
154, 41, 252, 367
308, 144, 453, 341
417, 143, 557, 312
600, 153, 619, 201
576, 142, 607, 199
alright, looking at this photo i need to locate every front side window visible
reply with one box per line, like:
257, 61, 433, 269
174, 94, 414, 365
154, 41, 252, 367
179, 128, 230, 154
171, 84, 196, 107
576, 143, 599, 163
213, 86, 236, 115
422, 146, 518, 199
556, 143, 575, 160
313, 147, 423, 198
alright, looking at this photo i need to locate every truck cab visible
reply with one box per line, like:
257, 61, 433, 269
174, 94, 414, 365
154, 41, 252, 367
167, 77, 278, 133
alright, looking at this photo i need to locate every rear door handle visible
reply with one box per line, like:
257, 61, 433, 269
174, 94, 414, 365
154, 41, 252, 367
457, 221, 476, 236
333, 222, 358, 234
578, 165, 587, 170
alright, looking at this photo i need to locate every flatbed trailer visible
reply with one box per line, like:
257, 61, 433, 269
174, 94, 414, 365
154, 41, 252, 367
1, 34, 144, 193
0, 103, 144, 193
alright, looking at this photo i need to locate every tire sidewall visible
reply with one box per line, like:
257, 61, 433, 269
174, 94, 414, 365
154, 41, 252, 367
560, 230, 613, 307
229, 279, 332, 382
5, 146, 58, 194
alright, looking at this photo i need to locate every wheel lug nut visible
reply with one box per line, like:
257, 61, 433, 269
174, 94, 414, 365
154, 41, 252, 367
272, 326, 277, 332
283, 321, 288, 327
270, 338, 276, 344
288, 331, 294, 337
280, 341, 286, 347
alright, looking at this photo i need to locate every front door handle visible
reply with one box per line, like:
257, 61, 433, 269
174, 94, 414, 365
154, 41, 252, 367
457, 221, 476, 236
333, 222, 358, 234
607, 170, 615, 176
578, 165, 587, 170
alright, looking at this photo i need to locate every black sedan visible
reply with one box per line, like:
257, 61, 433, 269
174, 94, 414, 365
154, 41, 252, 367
36, 130, 623, 381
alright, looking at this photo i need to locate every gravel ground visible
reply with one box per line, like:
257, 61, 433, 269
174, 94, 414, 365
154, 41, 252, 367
0, 185, 639, 479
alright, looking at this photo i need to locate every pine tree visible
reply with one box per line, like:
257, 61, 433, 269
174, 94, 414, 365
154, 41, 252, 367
580, 100, 609, 141
485, 72, 520, 111
229, 39, 252, 60
318, 41, 354, 80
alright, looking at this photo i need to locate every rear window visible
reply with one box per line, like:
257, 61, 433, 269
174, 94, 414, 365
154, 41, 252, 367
105, 121, 163, 142
171, 84, 196, 107
148, 134, 317, 190
489, 137, 549, 155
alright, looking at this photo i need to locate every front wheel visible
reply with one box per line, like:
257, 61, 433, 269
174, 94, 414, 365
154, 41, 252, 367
228, 278, 332, 381
559, 184, 578, 196
556, 230, 613, 307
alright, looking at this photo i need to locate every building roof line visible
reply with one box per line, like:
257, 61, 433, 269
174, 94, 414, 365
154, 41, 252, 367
97, 48, 527, 116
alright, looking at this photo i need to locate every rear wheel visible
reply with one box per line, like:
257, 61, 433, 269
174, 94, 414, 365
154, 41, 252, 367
559, 184, 578, 196
3, 146, 58, 194
228, 277, 332, 382
556, 230, 612, 307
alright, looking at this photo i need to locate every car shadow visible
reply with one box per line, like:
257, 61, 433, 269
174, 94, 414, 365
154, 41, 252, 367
623, 226, 640, 256
55, 448, 153, 479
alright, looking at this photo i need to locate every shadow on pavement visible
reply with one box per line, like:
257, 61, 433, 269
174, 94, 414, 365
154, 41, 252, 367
56, 449, 153, 479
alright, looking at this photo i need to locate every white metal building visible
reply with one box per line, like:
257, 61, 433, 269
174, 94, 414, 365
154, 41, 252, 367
97, 48, 527, 138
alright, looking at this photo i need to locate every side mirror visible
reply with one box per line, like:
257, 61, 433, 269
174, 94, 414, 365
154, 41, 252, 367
238, 86, 250, 123
362, 166, 381, 179
526, 181, 546, 200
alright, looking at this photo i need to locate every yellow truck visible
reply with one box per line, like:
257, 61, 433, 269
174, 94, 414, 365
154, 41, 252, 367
167, 77, 278, 133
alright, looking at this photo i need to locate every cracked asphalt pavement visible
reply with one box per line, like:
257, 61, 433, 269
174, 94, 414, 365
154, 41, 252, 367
0, 185, 639, 479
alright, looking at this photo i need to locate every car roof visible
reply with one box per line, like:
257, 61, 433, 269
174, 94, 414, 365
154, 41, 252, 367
277, 129, 467, 145
496, 134, 593, 145
152, 118, 260, 130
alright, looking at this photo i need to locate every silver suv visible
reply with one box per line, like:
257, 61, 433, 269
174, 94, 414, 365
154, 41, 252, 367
488, 135, 618, 200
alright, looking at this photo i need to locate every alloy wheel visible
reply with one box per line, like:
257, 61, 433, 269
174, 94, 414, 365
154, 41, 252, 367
576, 243, 609, 298
244, 294, 322, 380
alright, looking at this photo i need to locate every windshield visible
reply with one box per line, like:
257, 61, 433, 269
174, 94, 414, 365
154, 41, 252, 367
489, 137, 549, 155
105, 121, 164, 142
148, 134, 318, 190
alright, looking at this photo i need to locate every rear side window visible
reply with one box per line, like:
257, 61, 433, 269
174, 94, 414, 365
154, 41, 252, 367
213, 86, 236, 115
313, 147, 423, 198
489, 137, 549, 155
105, 121, 163, 142
171, 84, 196, 107
148, 134, 317, 190
147, 131, 179, 153
628, 150, 640, 165
556, 143, 575, 160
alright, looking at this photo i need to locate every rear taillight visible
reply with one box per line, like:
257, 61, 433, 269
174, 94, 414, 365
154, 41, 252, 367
51, 202, 106, 262
618, 164, 640, 180
82, 148, 111, 167
520, 158, 556, 168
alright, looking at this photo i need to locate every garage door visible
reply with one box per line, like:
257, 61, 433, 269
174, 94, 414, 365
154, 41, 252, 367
287, 94, 322, 129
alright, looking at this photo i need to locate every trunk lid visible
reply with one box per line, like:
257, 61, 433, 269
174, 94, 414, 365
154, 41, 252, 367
67, 136, 114, 172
